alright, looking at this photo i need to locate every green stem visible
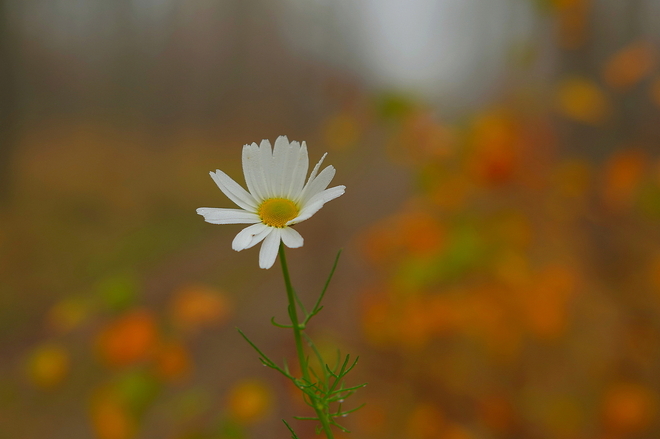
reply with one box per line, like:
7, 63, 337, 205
278, 243, 334, 439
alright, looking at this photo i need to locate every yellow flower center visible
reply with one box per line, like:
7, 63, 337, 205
258, 198, 299, 228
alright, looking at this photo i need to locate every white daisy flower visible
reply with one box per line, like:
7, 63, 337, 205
197, 136, 346, 269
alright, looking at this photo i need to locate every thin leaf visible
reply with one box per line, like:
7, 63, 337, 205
334, 403, 366, 417
304, 249, 342, 325
270, 316, 293, 328
293, 416, 320, 421
292, 288, 309, 316
330, 420, 351, 433
330, 382, 368, 396
237, 328, 293, 379
282, 419, 301, 439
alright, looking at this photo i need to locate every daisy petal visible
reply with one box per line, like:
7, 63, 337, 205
307, 184, 346, 206
288, 185, 345, 225
308, 153, 327, 184
245, 226, 273, 249
258, 139, 274, 198
232, 223, 269, 251
281, 141, 301, 197
243, 144, 267, 201
298, 153, 326, 201
272, 136, 291, 196
197, 208, 261, 224
301, 166, 336, 204
259, 228, 282, 269
287, 141, 309, 199
209, 170, 258, 211
281, 227, 304, 248
289, 200, 323, 225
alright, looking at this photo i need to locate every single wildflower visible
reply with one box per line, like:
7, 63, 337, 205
197, 136, 345, 269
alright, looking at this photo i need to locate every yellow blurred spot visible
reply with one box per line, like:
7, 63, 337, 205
323, 111, 361, 151
602, 383, 657, 434
96, 309, 158, 368
27, 343, 70, 389
603, 41, 657, 90
555, 77, 611, 125
90, 388, 137, 439
170, 284, 231, 333
47, 297, 90, 334
406, 403, 444, 439
153, 341, 191, 383
227, 379, 272, 423
602, 149, 646, 210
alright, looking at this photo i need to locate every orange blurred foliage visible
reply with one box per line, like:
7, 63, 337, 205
603, 41, 657, 90
96, 309, 158, 368
429, 174, 472, 212
26, 343, 70, 390
406, 403, 445, 439
170, 284, 232, 334
391, 110, 455, 165
468, 111, 521, 186
649, 254, 660, 294
361, 289, 465, 350
602, 383, 657, 435
460, 290, 522, 358
153, 341, 191, 382
555, 76, 611, 125
477, 394, 516, 434
354, 400, 388, 436
443, 424, 474, 439
360, 289, 394, 347
519, 265, 577, 340
360, 209, 445, 266
601, 149, 647, 210
90, 389, 137, 439
493, 250, 531, 288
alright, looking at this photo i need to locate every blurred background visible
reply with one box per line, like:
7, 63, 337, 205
3, 0, 660, 438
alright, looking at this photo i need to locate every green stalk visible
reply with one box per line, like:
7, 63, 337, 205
278, 243, 334, 439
